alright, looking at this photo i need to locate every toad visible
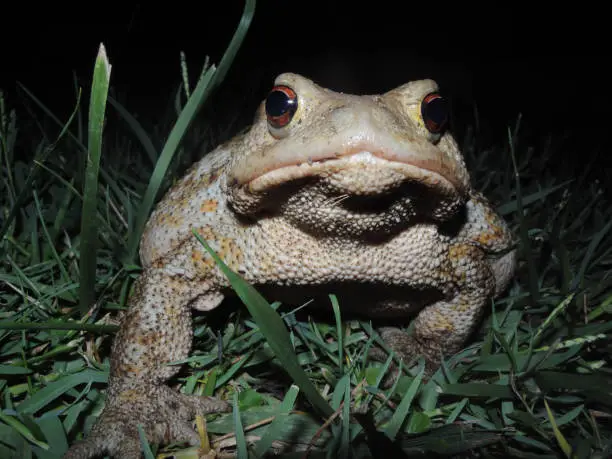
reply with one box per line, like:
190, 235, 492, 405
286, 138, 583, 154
64, 73, 516, 458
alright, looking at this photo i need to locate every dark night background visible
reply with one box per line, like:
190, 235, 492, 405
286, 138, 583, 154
1, 2, 609, 168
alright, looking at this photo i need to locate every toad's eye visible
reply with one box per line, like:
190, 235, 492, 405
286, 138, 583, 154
266, 85, 298, 129
421, 92, 448, 134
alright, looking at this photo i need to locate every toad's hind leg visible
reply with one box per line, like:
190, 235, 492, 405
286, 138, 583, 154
63, 270, 230, 459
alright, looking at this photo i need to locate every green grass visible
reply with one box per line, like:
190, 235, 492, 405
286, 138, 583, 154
1, 6, 611, 459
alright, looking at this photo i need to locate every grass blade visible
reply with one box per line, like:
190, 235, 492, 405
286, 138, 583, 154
137, 425, 155, 459
126, 0, 255, 263
194, 231, 334, 418
107, 96, 158, 166
0, 95, 81, 245
0, 412, 49, 450
17, 369, 108, 415
254, 385, 299, 456
210, 0, 256, 92
544, 400, 573, 458
78, 43, 111, 313
233, 392, 248, 459
385, 362, 425, 440
330, 294, 344, 375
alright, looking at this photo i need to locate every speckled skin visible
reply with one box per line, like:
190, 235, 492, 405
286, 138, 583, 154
64, 73, 515, 458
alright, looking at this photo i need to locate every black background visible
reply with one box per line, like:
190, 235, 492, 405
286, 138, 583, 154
1, 2, 608, 159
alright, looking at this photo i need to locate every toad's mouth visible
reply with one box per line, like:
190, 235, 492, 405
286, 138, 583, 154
227, 149, 467, 235
232, 148, 465, 198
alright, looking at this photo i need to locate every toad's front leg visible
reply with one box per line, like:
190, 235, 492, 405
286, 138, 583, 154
377, 243, 502, 374
64, 270, 230, 459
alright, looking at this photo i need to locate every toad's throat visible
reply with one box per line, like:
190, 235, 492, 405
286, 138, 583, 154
240, 150, 461, 197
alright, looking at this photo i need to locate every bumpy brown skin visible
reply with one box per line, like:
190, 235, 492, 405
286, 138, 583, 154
64, 73, 515, 458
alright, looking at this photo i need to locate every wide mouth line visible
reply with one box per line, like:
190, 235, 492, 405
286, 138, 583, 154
245, 150, 432, 179
234, 138, 431, 180
240, 148, 459, 194
247, 148, 409, 180
275, 150, 394, 172
247, 150, 393, 179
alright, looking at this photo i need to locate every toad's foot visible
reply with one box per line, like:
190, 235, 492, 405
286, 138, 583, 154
369, 327, 441, 384
63, 384, 230, 459
372, 326, 448, 376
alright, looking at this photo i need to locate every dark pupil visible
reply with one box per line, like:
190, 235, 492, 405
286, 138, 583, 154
424, 97, 448, 126
266, 90, 293, 117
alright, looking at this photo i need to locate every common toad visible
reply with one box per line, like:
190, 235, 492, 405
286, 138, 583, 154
65, 73, 516, 458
